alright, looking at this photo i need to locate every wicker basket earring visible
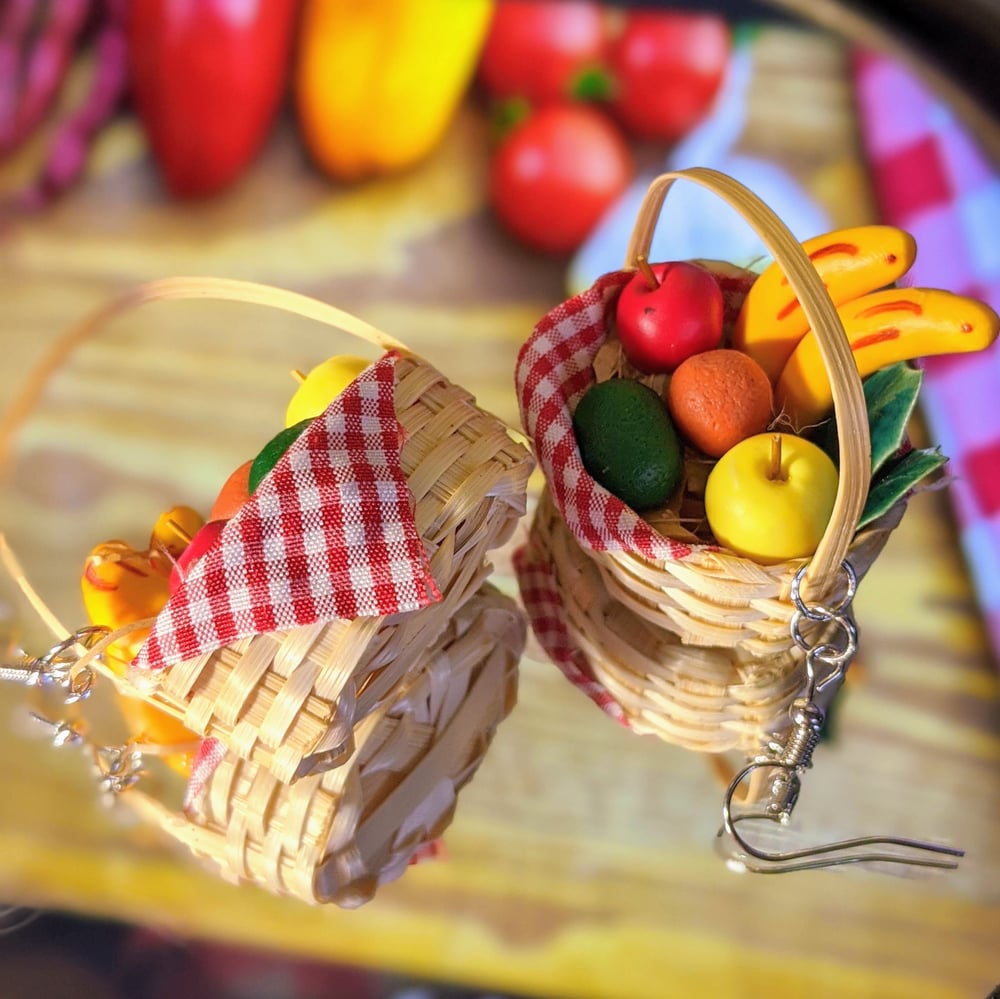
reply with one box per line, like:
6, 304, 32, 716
0, 277, 531, 903
514, 167, 965, 870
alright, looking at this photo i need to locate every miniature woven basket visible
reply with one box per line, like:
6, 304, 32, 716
515, 167, 906, 757
0, 278, 532, 785
124, 583, 523, 907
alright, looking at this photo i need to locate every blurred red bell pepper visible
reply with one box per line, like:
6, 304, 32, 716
126, 0, 298, 198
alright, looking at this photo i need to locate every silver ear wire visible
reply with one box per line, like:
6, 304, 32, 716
719, 760, 964, 875
7, 628, 146, 797
717, 562, 964, 875
0, 625, 107, 702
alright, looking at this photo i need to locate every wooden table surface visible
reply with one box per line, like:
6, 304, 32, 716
0, 25, 998, 999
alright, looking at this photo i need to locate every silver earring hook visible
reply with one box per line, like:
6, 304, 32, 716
0, 625, 108, 703
719, 760, 964, 874
7, 628, 147, 798
717, 561, 964, 875
28, 709, 145, 797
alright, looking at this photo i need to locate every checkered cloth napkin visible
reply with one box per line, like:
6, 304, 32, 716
512, 541, 631, 726
854, 50, 1000, 665
134, 351, 441, 674
184, 737, 227, 808
515, 270, 693, 563
513, 264, 754, 720
514, 265, 754, 561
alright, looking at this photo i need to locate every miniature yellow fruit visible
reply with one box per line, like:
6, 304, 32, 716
285, 354, 370, 427
775, 287, 1000, 428
733, 225, 917, 381
80, 540, 198, 776
80, 541, 173, 652
705, 433, 838, 564
150, 505, 205, 558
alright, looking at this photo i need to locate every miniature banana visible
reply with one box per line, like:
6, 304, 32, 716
775, 287, 1000, 428
733, 225, 917, 381
81, 540, 173, 668
149, 504, 204, 559
81, 535, 199, 774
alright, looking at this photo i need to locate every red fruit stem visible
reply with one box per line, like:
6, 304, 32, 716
489, 97, 532, 147
10, 0, 128, 213
0, 0, 92, 157
636, 254, 660, 290
768, 434, 784, 481
569, 65, 615, 103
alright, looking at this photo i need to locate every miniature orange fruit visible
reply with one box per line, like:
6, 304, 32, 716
666, 349, 773, 458
209, 460, 253, 521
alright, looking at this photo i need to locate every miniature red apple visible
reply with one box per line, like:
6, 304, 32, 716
615, 258, 724, 373
169, 519, 227, 593
704, 433, 838, 564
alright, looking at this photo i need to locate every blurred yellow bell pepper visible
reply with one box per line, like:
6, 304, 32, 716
295, 0, 493, 181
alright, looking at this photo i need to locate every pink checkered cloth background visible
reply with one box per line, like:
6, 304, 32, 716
854, 50, 1000, 667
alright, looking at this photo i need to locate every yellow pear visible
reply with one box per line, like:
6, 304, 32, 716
285, 354, 370, 427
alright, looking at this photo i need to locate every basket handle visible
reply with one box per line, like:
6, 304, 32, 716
625, 167, 871, 599
0, 276, 410, 482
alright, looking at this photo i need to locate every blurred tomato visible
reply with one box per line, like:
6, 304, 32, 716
478, 0, 607, 104
127, 0, 297, 198
608, 11, 730, 141
489, 104, 632, 255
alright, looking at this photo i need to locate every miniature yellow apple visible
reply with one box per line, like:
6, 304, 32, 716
704, 433, 838, 564
285, 354, 370, 427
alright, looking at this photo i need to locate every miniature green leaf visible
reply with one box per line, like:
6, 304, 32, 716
864, 363, 924, 474
814, 362, 923, 474
857, 447, 947, 529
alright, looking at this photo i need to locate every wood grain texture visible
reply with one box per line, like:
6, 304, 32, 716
0, 27, 998, 999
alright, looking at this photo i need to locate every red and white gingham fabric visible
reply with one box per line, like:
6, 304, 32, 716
854, 50, 1000, 666
134, 351, 441, 673
513, 540, 630, 726
514, 265, 754, 562
183, 736, 226, 810
514, 263, 754, 719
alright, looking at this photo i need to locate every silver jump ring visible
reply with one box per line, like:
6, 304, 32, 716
790, 561, 857, 621
791, 611, 858, 662
36, 625, 109, 666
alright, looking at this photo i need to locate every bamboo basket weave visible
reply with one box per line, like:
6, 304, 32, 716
0, 278, 532, 784
517, 168, 906, 756
125, 584, 524, 907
